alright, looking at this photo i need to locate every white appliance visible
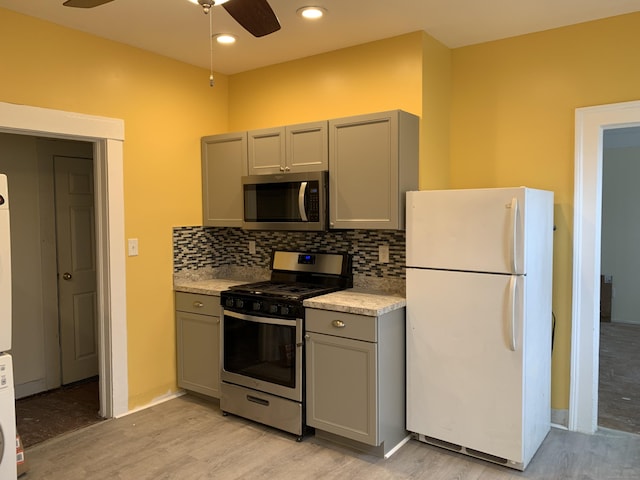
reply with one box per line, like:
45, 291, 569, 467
0, 354, 17, 478
0, 173, 17, 479
406, 187, 553, 471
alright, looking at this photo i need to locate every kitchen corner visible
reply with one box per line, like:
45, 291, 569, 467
172, 230, 408, 457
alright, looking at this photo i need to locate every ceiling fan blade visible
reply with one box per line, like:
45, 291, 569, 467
63, 0, 114, 8
223, 0, 281, 38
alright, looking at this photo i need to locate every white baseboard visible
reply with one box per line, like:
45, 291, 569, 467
15, 379, 48, 400
115, 390, 186, 419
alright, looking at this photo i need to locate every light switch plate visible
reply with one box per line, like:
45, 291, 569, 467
128, 238, 139, 257
248, 240, 256, 255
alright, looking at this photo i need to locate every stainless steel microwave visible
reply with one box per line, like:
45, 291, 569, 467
241, 171, 328, 231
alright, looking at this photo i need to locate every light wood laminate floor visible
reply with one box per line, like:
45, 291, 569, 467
25, 394, 640, 480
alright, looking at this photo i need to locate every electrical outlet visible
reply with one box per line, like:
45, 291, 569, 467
379, 244, 389, 263
128, 238, 139, 257
248, 240, 256, 255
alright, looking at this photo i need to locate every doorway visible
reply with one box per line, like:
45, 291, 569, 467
0, 137, 99, 399
571, 100, 640, 433
597, 127, 640, 435
0, 135, 102, 445
0, 101, 128, 420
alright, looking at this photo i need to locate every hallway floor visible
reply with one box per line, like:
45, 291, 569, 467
598, 322, 640, 434
15, 377, 104, 448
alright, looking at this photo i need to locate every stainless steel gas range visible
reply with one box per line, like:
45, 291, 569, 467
220, 250, 352, 440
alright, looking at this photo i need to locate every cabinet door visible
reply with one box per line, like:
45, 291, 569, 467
328, 110, 418, 230
248, 126, 286, 175
202, 132, 248, 227
286, 121, 328, 172
176, 310, 221, 398
306, 331, 378, 446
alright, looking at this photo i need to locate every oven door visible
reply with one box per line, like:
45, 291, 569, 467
221, 310, 303, 402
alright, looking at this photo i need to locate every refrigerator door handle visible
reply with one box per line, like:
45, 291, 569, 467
509, 196, 519, 274
508, 275, 518, 351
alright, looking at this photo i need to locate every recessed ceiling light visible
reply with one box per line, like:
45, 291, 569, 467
215, 33, 236, 45
297, 6, 326, 20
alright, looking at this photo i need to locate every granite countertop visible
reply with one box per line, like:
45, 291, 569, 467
303, 289, 406, 317
174, 278, 250, 296
174, 268, 406, 315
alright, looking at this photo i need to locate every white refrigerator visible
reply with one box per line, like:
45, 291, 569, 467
405, 187, 553, 471
0, 173, 17, 479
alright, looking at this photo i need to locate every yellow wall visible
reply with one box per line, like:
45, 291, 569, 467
228, 32, 424, 129
0, 8, 228, 408
5, 4, 640, 412
450, 12, 640, 408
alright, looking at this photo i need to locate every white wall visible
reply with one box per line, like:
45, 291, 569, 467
602, 132, 640, 325
0, 133, 92, 397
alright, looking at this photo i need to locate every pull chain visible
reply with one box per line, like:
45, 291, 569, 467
208, 8, 214, 87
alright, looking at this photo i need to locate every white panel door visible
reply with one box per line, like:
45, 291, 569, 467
0, 175, 10, 352
54, 156, 98, 384
406, 268, 524, 463
406, 188, 526, 274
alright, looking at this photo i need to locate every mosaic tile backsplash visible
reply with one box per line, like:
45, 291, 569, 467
173, 226, 406, 280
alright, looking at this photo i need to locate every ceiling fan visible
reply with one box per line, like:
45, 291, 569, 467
62, 0, 281, 37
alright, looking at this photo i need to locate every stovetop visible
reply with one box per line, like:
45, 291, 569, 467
228, 281, 340, 301
221, 250, 352, 319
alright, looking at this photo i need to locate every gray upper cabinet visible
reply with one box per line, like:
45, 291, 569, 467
248, 121, 328, 175
201, 131, 248, 227
328, 110, 419, 230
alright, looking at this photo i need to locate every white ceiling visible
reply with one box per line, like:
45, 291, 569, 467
2, 0, 640, 75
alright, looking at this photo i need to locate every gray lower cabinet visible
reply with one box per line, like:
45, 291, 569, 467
305, 307, 407, 457
175, 292, 221, 398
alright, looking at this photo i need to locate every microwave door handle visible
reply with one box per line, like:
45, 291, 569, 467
298, 181, 308, 222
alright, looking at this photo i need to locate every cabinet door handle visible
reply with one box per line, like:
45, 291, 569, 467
193, 301, 204, 308
331, 320, 346, 328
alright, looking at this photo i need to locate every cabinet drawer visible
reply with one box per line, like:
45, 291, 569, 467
306, 308, 377, 342
175, 292, 220, 316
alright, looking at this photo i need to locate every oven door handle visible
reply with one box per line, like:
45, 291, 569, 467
298, 181, 308, 222
223, 309, 299, 327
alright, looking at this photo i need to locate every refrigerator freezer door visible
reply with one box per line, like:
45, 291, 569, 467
406, 188, 526, 275
406, 268, 524, 464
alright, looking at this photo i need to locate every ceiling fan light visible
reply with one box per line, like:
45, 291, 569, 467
297, 6, 326, 20
215, 33, 236, 45
188, 0, 229, 5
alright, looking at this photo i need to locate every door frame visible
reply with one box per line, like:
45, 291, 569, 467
571, 99, 640, 433
0, 101, 128, 418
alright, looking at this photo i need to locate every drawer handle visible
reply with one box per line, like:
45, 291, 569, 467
331, 320, 346, 328
193, 301, 204, 308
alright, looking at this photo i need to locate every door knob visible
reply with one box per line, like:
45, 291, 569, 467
63, 272, 72, 280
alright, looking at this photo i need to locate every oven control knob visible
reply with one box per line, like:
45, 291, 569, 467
234, 299, 244, 309
269, 304, 278, 314
225, 298, 234, 308
252, 301, 261, 311
280, 306, 290, 316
